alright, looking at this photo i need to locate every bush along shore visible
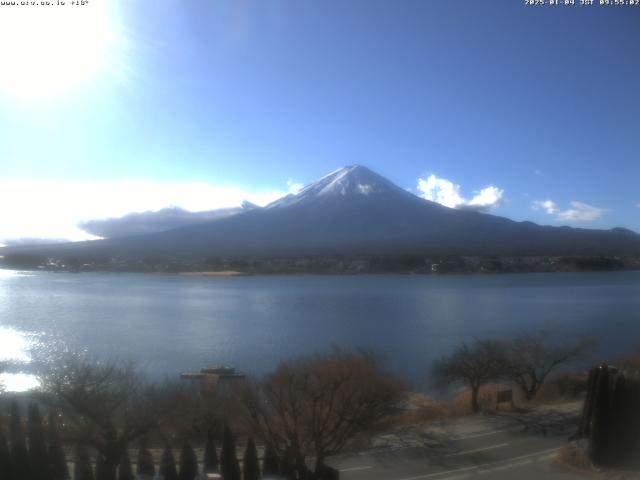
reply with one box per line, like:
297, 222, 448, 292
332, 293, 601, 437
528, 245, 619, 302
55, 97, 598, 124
1, 349, 399, 480
0, 329, 603, 480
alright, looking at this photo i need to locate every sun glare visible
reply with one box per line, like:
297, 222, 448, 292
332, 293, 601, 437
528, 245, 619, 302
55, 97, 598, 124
0, 372, 40, 393
0, 1, 121, 99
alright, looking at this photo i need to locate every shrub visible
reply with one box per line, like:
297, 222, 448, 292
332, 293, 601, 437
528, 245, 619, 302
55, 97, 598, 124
179, 439, 198, 480
48, 409, 70, 480
220, 425, 240, 480
137, 440, 155, 477
117, 452, 134, 480
159, 446, 179, 480
28, 403, 51, 480
203, 428, 219, 473
262, 442, 279, 478
73, 444, 94, 480
243, 438, 260, 480
10, 401, 30, 480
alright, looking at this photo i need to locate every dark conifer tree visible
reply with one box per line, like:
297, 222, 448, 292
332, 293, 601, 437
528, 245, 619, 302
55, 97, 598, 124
9, 400, 30, 480
28, 403, 51, 480
242, 438, 260, 480
280, 457, 296, 480
159, 445, 179, 480
203, 428, 219, 473
136, 440, 155, 477
117, 451, 133, 480
73, 444, 94, 480
48, 410, 70, 480
220, 425, 240, 480
178, 438, 198, 480
262, 443, 279, 478
0, 427, 12, 480
95, 454, 108, 480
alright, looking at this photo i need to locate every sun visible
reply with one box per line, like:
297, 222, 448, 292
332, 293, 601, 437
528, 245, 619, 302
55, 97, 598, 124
0, 1, 122, 100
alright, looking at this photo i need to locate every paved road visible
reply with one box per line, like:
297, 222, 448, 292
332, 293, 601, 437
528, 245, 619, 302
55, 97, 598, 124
329, 403, 587, 480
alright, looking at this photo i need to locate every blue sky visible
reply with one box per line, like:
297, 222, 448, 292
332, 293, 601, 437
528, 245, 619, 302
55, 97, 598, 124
0, 0, 638, 241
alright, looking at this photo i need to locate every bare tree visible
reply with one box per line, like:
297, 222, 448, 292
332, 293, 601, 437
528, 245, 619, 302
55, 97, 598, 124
152, 380, 240, 443
504, 330, 594, 401
242, 349, 405, 479
42, 359, 164, 480
431, 340, 506, 413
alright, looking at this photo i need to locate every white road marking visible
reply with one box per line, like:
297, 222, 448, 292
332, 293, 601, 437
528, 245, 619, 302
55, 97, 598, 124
451, 427, 520, 441
438, 454, 559, 480
352, 428, 519, 456
443, 442, 510, 457
339, 465, 373, 472
392, 447, 561, 480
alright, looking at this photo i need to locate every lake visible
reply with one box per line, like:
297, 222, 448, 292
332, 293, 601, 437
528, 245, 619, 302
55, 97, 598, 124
1, 269, 639, 391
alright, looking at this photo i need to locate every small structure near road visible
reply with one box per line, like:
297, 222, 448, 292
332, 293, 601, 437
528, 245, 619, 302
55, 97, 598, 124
496, 388, 514, 410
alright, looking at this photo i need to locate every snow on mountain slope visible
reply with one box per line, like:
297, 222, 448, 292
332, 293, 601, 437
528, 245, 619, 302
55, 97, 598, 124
266, 165, 424, 209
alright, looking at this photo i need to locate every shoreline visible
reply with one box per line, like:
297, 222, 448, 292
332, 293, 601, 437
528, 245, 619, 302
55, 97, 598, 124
177, 271, 251, 277
1, 265, 640, 277
3, 253, 640, 276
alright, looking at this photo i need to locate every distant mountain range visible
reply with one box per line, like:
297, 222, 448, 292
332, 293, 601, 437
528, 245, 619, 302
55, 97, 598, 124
3, 166, 640, 262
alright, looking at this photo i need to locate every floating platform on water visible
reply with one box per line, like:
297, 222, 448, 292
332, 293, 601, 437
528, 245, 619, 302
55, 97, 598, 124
180, 366, 246, 380
201, 366, 237, 375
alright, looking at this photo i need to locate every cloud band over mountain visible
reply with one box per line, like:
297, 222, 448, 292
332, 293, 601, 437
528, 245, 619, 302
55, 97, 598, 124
78, 204, 256, 238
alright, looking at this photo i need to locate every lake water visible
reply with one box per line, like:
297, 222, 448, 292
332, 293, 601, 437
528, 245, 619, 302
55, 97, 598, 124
1, 269, 639, 391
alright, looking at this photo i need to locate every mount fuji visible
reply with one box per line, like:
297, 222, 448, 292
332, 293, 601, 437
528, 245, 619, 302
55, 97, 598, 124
3, 165, 640, 261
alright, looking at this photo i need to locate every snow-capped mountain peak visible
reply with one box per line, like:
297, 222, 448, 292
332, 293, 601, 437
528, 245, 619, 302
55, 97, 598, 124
267, 165, 414, 208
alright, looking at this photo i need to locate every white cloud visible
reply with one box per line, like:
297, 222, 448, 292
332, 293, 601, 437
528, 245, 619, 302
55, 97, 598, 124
417, 175, 465, 208
417, 174, 504, 211
286, 179, 304, 194
532, 200, 560, 215
532, 199, 607, 222
467, 186, 504, 209
0, 179, 300, 243
557, 202, 608, 221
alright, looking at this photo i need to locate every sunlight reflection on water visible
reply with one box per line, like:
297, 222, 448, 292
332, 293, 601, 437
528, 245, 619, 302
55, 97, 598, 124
1, 269, 640, 394
0, 326, 32, 362
0, 326, 41, 392
0, 269, 33, 278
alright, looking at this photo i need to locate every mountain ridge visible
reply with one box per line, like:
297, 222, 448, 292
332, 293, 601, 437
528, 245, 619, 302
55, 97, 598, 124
1, 165, 639, 262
